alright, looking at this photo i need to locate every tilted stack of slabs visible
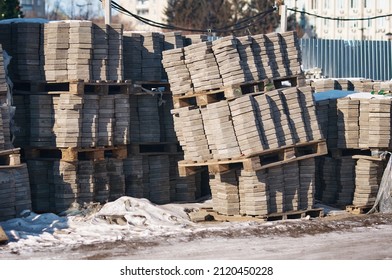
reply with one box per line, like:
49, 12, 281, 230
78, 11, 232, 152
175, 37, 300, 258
184, 41, 223, 92
299, 158, 316, 210
161, 48, 192, 96
201, 100, 241, 160
53, 160, 78, 213
239, 170, 269, 216
237, 35, 258, 82
211, 36, 247, 86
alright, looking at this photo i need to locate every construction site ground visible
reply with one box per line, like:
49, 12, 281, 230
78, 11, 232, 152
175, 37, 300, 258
0, 197, 391, 260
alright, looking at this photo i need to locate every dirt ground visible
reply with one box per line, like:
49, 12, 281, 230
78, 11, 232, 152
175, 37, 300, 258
1, 211, 392, 260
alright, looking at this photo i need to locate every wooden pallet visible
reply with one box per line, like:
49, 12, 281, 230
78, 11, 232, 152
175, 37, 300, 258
190, 207, 324, 222
0, 148, 21, 168
346, 205, 373, 215
173, 79, 269, 108
178, 140, 327, 176
13, 80, 133, 95
262, 208, 324, 221
23, 146, 127, 162
128, 142, 181, 155
132, 81, 171, 94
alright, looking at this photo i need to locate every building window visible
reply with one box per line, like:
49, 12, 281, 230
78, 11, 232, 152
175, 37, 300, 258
137, 0, 150, 5
323, 0, 330, 9
137, 8, 149, 16
365, 0, 374, 8
337, 0, 344, 9
311, 0, 317, 10
377, 17, 385, 29
337, 18, 345, 28
350, 0, 358, 9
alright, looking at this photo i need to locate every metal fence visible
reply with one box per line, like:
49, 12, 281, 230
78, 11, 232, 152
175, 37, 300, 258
300, 38, 392, 81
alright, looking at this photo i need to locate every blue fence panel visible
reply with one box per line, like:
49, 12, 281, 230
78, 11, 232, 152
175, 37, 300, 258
300, 38, 392, 81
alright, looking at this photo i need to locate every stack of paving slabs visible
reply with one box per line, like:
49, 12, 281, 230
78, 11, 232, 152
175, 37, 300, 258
42, 22, 69, 81
183, 34, 208, 46
77, 160, 95, 205
94, 160, 110, 203
368, 98, 391, 148
311, 79, 337, 92
0, 44, 8, 99
11, 23, 42, 81
253, 94, 280, 150
337, 98, 360, 149
163, 32, 184, 50
327, 99, 338, 149
55, 95, 83, 147
98, 95, 115, 146
0, 164, 32, 221
251, 34, 274, 79
257, 90, 295, 148
107, 24, 123, 81
171, 106, 211, 162
0, 107, 4, 149
160, 95, 178, 142
148, 155, 171, 204
210, 170, 240, 216
211, 36, 247, 86
123, 155, 145, 198
201, 100, 241, 160
161, 48, 193, 96
298, 86, 323, 141
107, 158, 126, 201
280, 87, 308, 143
353, 159, 384, 206
358, 99, 370, 148
81, 95, 99, 147
27, 160, 54, 213
0, 104, 12, 149
238, 170, 269, 216
114, 94, 130, 145
299, 158, 316, 210
315, 100, 330, 143
67, 21, 92, 81
123, 32, 142, 81
173, 173, 199, 202
137, 95, 161, 142
184, 41, 223, 92
92, 24, 108, 81
53, 160, 78, 213
318, 157, 339, 205
283, 162, 300, 211
267, 166, 285, 213
229, 95, 265, 155
336, 79, 355, 91
237, 35, 258, 82
141, 32, 164, 81
29, 95, 55, 147
129, 95, 140, 142
336, 158, 356, 207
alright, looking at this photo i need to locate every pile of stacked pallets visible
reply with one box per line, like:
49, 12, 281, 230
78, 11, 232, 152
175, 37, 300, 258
0, 44, 32, 221
311, 78, 391, 211
162, 31, 327, 217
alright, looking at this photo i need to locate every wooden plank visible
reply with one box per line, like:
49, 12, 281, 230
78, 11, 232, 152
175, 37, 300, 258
346, 205, 373, 215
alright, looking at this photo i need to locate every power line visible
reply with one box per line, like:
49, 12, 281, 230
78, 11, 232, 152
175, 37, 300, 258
288, 7, 392, 21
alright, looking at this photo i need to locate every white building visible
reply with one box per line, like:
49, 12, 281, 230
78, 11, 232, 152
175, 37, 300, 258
284, 0, 392, 40
118, 0, 168, 31
20, 0, 46, 18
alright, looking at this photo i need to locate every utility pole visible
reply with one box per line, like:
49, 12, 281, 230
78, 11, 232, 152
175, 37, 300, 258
279, 4, 287, 32
103, 0, 112, 25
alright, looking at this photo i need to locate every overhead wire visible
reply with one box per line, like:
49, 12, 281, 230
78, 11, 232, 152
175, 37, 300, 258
99, 0, 277, 33
288, 7, 392, 21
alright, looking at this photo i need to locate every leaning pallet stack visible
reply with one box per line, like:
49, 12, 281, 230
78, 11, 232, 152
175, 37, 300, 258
163, 31, 327, 217
312, 79, 392, 209
0, 44, 32, 221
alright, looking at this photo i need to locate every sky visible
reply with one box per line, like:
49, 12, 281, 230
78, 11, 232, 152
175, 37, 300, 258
45, 0, 106, 18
